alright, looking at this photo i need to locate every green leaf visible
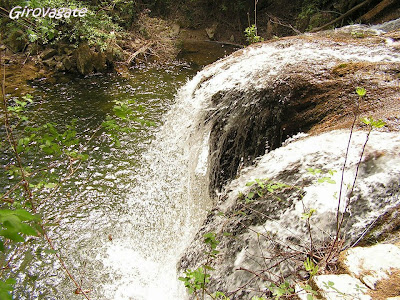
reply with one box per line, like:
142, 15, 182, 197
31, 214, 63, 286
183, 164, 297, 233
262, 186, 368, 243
356, 87, 366, 97
4, 279, 16, 285
44, 183, 57, 189
0, 229, 24, 242
113, 104, 133, 120
43, 249, 57, 254
22, 94, 33, 103
178, 276, 186, 282
14, 209, 37, 221
204, 265, 215, 271
2, 215, 23, 231
19, 224, 38, 236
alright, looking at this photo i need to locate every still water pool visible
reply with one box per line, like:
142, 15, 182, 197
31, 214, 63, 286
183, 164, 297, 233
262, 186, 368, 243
1, 61, 203, 299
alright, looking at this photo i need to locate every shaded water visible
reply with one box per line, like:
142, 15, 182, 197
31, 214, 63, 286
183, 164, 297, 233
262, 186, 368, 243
0, 58, 220, 299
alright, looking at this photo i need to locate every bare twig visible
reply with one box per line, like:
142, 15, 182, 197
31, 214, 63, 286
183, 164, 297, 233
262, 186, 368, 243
1, 54, 91, 299
125, 42, 153, 65
267, 14, 302, 35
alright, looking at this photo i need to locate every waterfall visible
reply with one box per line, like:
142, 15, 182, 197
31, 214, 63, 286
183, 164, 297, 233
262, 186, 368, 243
96, 72, 217, 299
175, 25, 400, 298
101, 28, 400, 298
69, 25, 400, 299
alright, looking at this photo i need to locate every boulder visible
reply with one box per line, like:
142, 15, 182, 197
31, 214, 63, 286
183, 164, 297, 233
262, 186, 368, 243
75, 43, 94, 75
312, 274, 371, 300
206, 23, 218, 40
178, 24, 400, 299
74, 43, 109, 75
62, 56, 74, 71
5, 30, 27, 52
42, 58, 57, 69
40, 48, 57, 60
92, 51, 107, 72
339, 244, 400, 290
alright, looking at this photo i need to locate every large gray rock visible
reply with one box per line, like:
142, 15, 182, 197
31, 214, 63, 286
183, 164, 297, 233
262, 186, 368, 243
313, 274, 371, 300
178, 25, 400, 299
340, 244, 400, 289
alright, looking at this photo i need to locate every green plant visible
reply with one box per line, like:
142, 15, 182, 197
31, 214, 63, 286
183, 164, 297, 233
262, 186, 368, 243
214, 291, 230, 299
304, 257, 318, 278
2, 0, 122, 51
334, 88, 386, 241
267, 281, 294, 299
179, 232, 229, 299
307, 168, 336, 184
244, 25, 264, 44
243, 178, 287, 203
179, 267, 211, 295
298, 284, 318, 300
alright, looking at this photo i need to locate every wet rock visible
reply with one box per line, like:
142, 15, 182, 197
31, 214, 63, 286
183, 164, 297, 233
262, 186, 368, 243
179, 131, 400, 298
313, 274, 371, 300
74, 43, 108, 75
373, 18, 400, 32
62, 56, 74, 71
5, 30, 28, 52
75, 43, 94, 75
204, 50, 400, 194
42, 58, 57, 69
178, 24, 400, 299
40, 48, 57, 60
57, 43, 75, 56
26, 43, 41, 55
206, 23, 218, 40
339, 244, 400, 289
55, 61, 65, 72
171, 23, 181, 37
92, 51, 107, 72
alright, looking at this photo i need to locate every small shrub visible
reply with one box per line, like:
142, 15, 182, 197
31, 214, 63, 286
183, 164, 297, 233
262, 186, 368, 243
244, 25, 264, 44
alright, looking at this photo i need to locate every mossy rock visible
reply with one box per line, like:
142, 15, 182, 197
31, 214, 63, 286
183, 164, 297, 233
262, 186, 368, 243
75, 43, 94, 75
92, 51, 107, 72
5, 30, 28, 52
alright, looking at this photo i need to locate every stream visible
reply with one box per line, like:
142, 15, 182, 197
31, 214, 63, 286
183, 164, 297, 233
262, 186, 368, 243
0, 43, 237, 299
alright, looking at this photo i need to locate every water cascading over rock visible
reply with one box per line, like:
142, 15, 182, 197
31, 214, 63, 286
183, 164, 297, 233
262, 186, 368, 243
177, 24, 400, 298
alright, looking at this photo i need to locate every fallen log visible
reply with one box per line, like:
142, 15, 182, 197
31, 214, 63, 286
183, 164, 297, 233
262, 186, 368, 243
358, 0, 397, 23
310, 0, 373, 32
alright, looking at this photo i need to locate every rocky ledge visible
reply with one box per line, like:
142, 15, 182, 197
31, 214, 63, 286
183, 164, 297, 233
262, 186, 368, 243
178, 22, 400, 299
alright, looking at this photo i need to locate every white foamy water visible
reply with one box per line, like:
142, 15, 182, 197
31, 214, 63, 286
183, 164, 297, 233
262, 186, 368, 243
96, 31, 400, 299
96, 74, 217, 299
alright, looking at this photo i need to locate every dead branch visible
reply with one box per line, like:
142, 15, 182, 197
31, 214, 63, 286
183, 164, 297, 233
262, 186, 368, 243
125, 42, 153, 65
267, 14, 302, 35
310, 0, 373, 32
358, 0, 397, 23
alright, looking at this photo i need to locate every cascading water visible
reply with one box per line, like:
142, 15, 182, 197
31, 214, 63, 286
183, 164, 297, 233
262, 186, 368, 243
97, 72, 218, 299
2, 24, 400, 300
1, 64, 218, 300
176, 25, 400, 297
